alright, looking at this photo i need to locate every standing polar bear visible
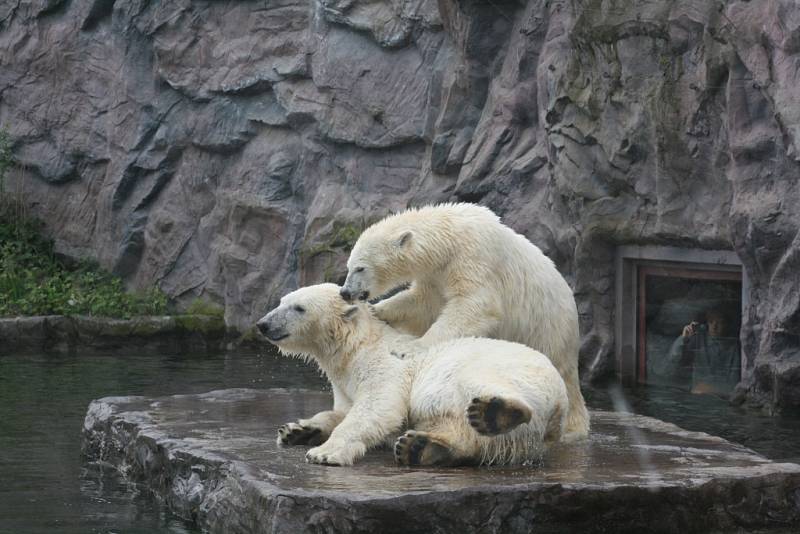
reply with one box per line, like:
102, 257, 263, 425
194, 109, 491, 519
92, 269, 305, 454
340, 203, 589, 441
257, 283, 568, 466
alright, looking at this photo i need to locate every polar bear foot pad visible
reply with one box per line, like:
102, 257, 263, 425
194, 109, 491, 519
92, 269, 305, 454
394, 430, 457, 467
467, 396, 532, 436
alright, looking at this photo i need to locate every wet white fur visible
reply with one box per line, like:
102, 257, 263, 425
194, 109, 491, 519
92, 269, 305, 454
260, 284, 568, 466
344, 203, 589, 441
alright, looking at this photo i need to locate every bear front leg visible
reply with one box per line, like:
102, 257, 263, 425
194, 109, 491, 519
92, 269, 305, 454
371, 291, 415, 324
372, 281, 441, 338
305, 437, 368, 466
418, 294, 501, 347
277, 422, 325, 446
276, 410, 345, 447
306, 393, 405, 466
391, 294, 500, 359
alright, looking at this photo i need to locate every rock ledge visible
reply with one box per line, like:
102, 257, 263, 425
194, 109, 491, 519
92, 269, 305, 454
82, 388, 800, 533
0, 314, 228, 355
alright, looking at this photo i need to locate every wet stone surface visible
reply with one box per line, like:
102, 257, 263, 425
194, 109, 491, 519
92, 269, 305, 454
83, 388, 800, 533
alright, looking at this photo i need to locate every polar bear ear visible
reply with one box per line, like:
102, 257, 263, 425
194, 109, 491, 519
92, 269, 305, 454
395, 230, 413, 248
342, 306, 359, 321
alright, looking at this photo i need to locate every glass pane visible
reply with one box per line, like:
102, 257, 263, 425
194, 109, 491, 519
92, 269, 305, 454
643, 274, 741, 395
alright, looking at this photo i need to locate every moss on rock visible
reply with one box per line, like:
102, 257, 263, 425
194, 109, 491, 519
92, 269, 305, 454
174, 315, 226, 336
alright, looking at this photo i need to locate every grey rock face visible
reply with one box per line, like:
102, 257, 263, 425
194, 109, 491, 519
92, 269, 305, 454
82, 388, 800, 533
1, 1, 799, 410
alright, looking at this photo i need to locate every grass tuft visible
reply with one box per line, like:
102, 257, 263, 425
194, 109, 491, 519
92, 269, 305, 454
0, 129, 169, 319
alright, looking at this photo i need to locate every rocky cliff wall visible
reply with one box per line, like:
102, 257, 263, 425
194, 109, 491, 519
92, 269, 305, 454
1, 0, 798, 411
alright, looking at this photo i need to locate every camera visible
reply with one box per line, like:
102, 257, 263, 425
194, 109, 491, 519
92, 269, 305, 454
690, 321, 707, 335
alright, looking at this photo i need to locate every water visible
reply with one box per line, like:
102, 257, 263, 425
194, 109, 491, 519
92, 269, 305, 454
1, 348, 799, 533
586, 383, 800, 464
0, 348, 326, 534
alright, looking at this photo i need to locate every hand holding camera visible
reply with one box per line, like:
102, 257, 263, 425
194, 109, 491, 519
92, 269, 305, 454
682, 321, 706, 338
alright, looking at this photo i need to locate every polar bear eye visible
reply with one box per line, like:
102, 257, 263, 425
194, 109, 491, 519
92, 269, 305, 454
354, 266, 365, 273
293, 305, 306, 313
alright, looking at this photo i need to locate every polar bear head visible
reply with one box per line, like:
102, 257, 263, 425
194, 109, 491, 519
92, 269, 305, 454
341, 205, 471, 303
257, 283, 361, 357
340, 223, 418, 303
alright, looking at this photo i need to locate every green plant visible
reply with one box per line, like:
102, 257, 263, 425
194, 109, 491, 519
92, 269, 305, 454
0, 215, 170, 319
0, 128, 169, 319
302, 220, 365, 259
185, 298, 224, 318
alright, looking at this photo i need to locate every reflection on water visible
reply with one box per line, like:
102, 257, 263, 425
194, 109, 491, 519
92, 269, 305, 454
606, 386, 659, 488
1, 347, 799, 533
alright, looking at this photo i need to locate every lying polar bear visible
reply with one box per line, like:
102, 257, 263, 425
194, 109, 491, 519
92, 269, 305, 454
257, 283, 568, 467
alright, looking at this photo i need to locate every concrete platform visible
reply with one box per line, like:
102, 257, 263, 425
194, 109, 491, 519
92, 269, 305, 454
82, 388, 800, 533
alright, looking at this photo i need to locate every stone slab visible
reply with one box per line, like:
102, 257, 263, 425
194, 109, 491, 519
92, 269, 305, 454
0, 315, 228, 355
82, 388, 800, 533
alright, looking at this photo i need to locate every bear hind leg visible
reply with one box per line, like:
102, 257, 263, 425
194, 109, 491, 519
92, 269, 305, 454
467, 396, 533, 436
394, 430, 461, 467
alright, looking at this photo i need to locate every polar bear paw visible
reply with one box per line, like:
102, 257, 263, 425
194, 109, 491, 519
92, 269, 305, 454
467, 396, 532, 436
305, 440, 363, 466
394, 430, 456, 466
305, 447, 346, 466
277, 422, 325, 447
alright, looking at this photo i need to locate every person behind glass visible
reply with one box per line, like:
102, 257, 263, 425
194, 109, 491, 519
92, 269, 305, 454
666, 309, 741, 396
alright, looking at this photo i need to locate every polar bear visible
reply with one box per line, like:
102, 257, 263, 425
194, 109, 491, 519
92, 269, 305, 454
256, 283, 568, 467
339, 203, 589, 441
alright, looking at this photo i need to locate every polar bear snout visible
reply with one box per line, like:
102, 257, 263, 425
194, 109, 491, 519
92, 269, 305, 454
339, 287, 354, 302
339, 287, 369, 303
256, 315, 289, 342
341, 267, 372, 303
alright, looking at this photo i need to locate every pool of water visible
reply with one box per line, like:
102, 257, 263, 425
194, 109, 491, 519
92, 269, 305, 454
0, 347, 326, 534
586, 383, 800, 464
1, 347, 799, 533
